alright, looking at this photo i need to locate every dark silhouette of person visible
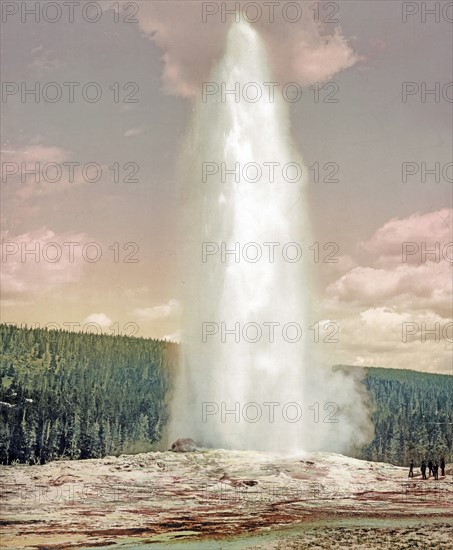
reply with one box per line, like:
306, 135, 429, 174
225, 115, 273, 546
433, 461, 439, 480
428, 460, 433, 477
440, 458, 446, 477
421, 460, 427, 480
408, 460, 414, 478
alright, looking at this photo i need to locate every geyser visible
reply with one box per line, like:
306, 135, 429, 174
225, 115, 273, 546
168, 20, 315, 453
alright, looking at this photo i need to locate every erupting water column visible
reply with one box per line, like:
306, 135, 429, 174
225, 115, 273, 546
168, 21, 313, 453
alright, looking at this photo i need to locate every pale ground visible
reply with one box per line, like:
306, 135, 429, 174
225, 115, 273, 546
0, 450, 452, 549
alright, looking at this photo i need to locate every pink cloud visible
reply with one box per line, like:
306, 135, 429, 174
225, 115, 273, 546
325, 209, 452, 318
108, 1, 362, 98
359, 208, 452, 266
261, 24, 362, 86
321, 210, 452, 373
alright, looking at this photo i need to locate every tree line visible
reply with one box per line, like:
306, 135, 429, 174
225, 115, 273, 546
0, 324, 175, 464
354, 366, 452, 465
1, 324, 451, 465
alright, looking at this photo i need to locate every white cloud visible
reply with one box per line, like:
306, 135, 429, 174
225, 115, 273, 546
326, 261, 452, 317
322, 307, 452, 375
29, 46, 64, 74
321, 210, 453, 374
83, 313, 113, 329
133, 299, 181, 321
0, 227, 89, 295
161, 329, 181, 343
124, 127, 144, 138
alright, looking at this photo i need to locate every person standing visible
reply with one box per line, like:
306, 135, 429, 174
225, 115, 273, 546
440, 458, 446, 477
408, 460, 414, 478
433, 461, 439, 480
428, 459, 433, 477
421, 460, 427, 480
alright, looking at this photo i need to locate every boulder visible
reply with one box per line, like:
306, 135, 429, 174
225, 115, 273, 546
170, 438, 197, 452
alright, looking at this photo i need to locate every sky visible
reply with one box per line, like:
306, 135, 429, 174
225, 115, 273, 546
1, 0, 452, 374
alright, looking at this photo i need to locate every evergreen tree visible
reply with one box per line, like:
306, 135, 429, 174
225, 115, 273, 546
1, 325, 451, 466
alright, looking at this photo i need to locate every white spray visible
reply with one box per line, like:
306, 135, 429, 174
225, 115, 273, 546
168, 21, 371, 454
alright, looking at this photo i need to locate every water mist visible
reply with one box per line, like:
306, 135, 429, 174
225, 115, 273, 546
168, 21, 371, 454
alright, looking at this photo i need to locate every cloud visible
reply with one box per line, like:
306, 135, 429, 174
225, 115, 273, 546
2, 144, 72, 198
123, 286, 149, 299
161, 329, 181, 343
329, 254, 357, 273
325, 209, 452, 317
359, 208, 452, 266
261, 23, 362, 86
1, 142, 112, 202
2, 144, 69, 166
322, 307, 452, 375
82, 313, 113, 329
29, 46, 64, 75
0, 299, 32, 308
0, 141, 117, 236
124, 127, 144, 138
0, 227, 88, 296
321, 210, 453, 374
133, 299, 181, 321
326, 262, 451, 317
106, 1, 362, 98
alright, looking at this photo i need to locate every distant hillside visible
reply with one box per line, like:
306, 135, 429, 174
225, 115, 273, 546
0, 324, 175, 464
338, 365, 453, 465
1, 324, 451, 465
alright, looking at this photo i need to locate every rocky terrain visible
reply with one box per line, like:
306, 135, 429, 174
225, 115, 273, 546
0, 449, 452, 549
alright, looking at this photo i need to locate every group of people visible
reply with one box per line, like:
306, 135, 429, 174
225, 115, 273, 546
408, 458, 446, 479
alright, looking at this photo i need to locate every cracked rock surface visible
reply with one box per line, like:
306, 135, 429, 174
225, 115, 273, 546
0, 450, 452, 549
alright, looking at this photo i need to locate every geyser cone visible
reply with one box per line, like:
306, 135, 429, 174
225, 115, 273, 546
168, 21, 313, 453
